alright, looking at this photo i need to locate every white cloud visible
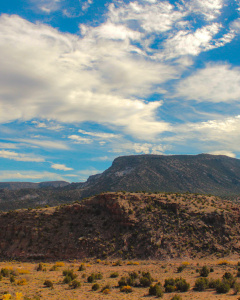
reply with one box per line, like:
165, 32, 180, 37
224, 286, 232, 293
163, 23, 221, 59
112, 142, 168, 154
78, 129, 120, 139
185, 0, 223, 20
0, 150, 45, 162
68, 135, 92, 144
32, 121, 63, 131
209, 150, 236, 158
0, 170, 69, 181
175, 64, 240, 102
30, 0, 61, 13
12, 138, 69, 150
51, 163, 73, 171
0, 143, 18, 149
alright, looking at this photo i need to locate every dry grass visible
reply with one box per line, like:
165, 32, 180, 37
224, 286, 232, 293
0, 257, 240, 299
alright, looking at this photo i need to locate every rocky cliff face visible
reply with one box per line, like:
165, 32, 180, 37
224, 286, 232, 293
0, 192, 239, 260
76, 154, 240, 198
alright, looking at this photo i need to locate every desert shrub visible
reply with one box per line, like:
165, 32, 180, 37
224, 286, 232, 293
70, 280, 81, 289
101, 284, 111, 293
149, 283, 164, 297
1, 268, 10, 277
78, 264, 86, 271
118, 277, 127, 287
171, 295, 182, 300
50, 265, 58, 271
102, 289, 110, 294
233, 282, 240, 295
10, 275, 15, 283
222, 272, 236, 287
113, 260, 122, 266
165, 285, 176, 292
87, 275, 95, 283
120, 285, 133, 293
16, 278, 27, 285
110, 272, 119, 278
62, 269, 77, 281
87, 273, 103, 283
177, 266, 184, 273
63, 275, 72, 284
165, 278, 189, 293
194, 277, 209, 291
175, 278, 190, 292
200, 266, 210, 277
92, 283, 100, 291
44, 280, 53, 288
209, 278, 221, 289
129, 271, 138, 279
210, 267, 214, 272
55, 261, 65, 267
140, 276, 153, 287
216, 280, 230, 293
36, 263, 43, 271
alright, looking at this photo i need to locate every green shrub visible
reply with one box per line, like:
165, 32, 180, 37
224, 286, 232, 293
200, 266, 210, 277
216, 281, 230, 293
177, 266, 184, 273
140, 276, 153, 287
149, 283, 164, 297
1, 268, 10, 277
36, 263, 43, 271
10, 275, 15, 283
222, 272, 236, 287
175, 278, 190, 292
165, 285, 176, 292
62, 270, 77, 281
70, 280, 81, 289
78, 264, 86, 271
92, 283, 100, 291
44, 280, 53, 288
209, 278, 221, 289
233, 282, 240, 295
110, 272, 119, 278
63, 275, 72, 284
194, 277, 209, 291
171, 295, 182, 300
118, 277, 127, 287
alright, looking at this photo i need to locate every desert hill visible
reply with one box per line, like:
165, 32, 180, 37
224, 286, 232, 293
0, 192, 239, 260
0, 181, 69, 190
1, 154, 240, 211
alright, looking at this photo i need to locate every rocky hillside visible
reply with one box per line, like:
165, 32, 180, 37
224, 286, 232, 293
75, 154, 240, 197
0, 192, 239, 260
1, 154, 240, 211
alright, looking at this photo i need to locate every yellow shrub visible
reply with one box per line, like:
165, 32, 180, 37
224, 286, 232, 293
15, 293, 23, 300
120, 285, 133, 293
2, 294, 11, 300
17, 269, 30, 274
102, 289, 110, 294
96, 259, 101, 264
217, 260, 230, 265
182, 261, 190, 266
16, 278, 27, 286
55, 262, 65, 267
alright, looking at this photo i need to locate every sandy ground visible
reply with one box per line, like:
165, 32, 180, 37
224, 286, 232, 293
0, 257, 240, 299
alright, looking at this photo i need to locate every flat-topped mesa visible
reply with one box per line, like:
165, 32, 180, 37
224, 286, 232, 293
0, 192, 239, 260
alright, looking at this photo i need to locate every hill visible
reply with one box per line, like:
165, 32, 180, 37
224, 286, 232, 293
0, 192, 239, 260
1, 154, 240, 211
73, 153, 240, 197
0, 181, 69, 190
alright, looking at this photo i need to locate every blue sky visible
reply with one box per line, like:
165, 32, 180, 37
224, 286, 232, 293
0, 0, 240, 182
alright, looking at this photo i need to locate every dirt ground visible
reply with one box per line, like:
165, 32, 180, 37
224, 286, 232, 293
1, 256, 240, 300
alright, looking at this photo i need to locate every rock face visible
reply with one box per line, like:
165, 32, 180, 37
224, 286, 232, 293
0, 192, 239, 260
76, 154, 240, 197
1, 154, 240, 211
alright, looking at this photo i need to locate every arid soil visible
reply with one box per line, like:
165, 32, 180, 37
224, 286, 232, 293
1, 257, 240, 299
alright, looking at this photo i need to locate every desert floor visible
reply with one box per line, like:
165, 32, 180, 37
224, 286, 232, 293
1, 256, 240, 299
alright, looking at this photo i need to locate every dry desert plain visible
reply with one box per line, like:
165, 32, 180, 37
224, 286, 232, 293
1, 256, 240, 299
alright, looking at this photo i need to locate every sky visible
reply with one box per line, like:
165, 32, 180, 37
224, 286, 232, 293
0, 0, 240, 182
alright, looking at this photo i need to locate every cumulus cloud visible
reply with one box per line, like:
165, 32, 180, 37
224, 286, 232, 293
175, 64, 240, 102
0, 150, 45, 162
51, 163, 73, 171
184, 0, 223, 20
112, 142, 168, 154
209, 150, 236, 158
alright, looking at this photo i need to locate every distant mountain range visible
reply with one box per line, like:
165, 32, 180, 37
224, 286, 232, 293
1, 154, 240, 210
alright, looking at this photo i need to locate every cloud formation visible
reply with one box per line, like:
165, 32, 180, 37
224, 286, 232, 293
0, 150, 45, 162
